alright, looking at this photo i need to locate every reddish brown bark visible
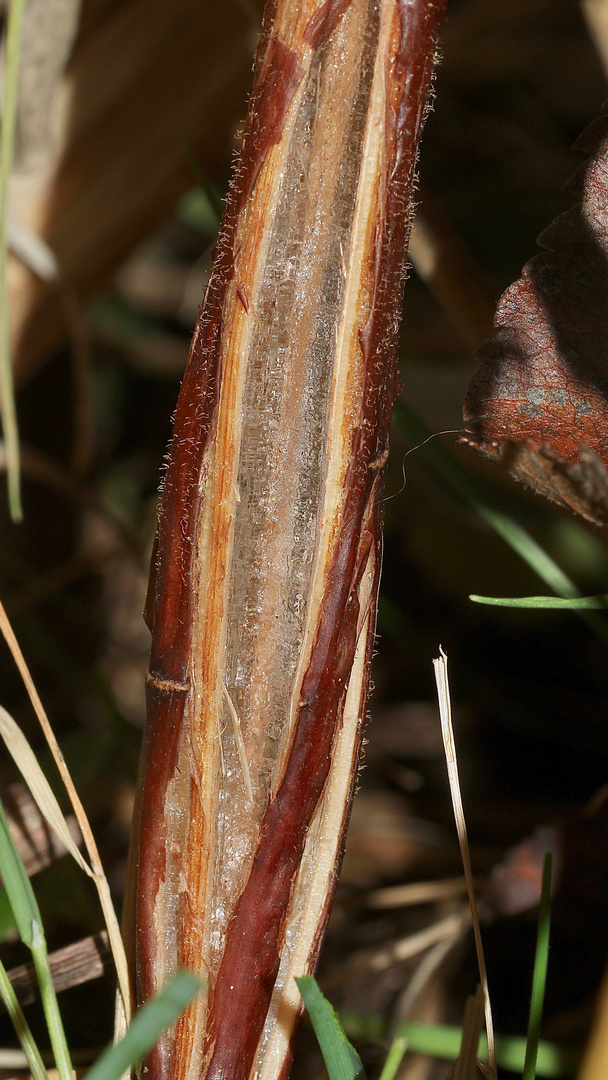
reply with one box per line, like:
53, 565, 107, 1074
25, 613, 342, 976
134, 3, 447, 1079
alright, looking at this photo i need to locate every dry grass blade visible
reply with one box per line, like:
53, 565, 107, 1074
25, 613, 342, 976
0, 598, 132, 1024
324, 907, 471, 988
452, 986, 485, 1080
0, 706, 91, 877
433, 649, 495, 1078
0, 1048, 97, 1072
362, 877, 467, 910
4, 783, 81, 878
576, 960, 608, 1080
391, 933, 465, 1027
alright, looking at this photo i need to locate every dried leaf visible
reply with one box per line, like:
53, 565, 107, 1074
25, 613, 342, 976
5, 931, 109, 1007
462, 102, 608, 524
0, 599, 131, 1025
4, 782, 81, 879
0, 705, 91, 878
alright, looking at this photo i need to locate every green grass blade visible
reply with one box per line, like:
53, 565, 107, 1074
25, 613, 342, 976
0, 797, 39, 946
296, 976, 366, 1080
0, 883, 18, 940
0, 0, 26, 521
85, 970, 202, 1080
31, 924, 73, 1080
393, 403, 575, 595
340, 1016, 579, 1077
0, 799, 73, 1080
0, 952, 48, 1080
523, 853, 553, 1080
378, 1035, 408, 1080
470, 594, 608, 609
392, 401, 608, 647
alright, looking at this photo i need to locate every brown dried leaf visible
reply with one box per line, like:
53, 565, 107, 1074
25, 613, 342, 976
5, 932, 109, 1007
462, 102, 608, 524
3, 782, 81, 880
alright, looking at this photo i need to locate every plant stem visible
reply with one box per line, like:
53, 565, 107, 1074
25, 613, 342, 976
30, 931, 72, 1080
0, 955, 48, 1080
523, 854, 553, 1080
134, 4, 448, 1080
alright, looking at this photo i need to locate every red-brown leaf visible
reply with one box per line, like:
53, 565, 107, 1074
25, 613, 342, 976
462, 103, 608, 524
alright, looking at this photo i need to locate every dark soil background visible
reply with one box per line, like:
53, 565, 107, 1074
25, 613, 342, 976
1, 1, 608, 1077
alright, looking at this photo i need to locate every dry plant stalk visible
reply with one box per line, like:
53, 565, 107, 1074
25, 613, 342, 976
434, 650, 495, 1079
0, 600, 131, 1023
134, 2, 447, 1079
6, 931, 109, 1007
